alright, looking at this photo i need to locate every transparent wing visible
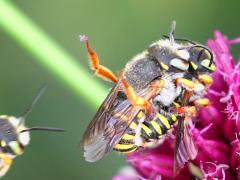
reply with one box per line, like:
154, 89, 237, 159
82, 80, 153, 162
173, 118, 198, 175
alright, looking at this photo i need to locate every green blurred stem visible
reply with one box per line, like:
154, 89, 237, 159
0, 0, 108, 108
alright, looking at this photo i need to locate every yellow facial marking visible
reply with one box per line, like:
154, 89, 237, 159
190, 62, 198, 70
1, 141, 6, 147
160, 62, 169, 70
9, 141, 23, 155
157, 113, 170, 129
201, 59, 216, 71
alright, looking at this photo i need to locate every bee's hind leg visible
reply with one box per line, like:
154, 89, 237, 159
80, 35, 118, 83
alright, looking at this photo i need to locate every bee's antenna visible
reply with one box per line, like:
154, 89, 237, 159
20, 127, 65, 133
162, 35, 196, 45
169, 21, 176, 45
20, 84, 48, 120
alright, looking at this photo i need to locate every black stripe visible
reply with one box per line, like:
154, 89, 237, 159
118, 138, 134, 144
155, 117, 168, 135
113, 145, 138, 153
142, 121, 159, 139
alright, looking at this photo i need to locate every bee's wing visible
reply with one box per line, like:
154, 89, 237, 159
82, 80, 151, 162
0, 154, 12, 177
173, 118, 198, 176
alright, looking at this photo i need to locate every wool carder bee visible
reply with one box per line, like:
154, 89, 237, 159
80, 21, 215, 174
0, 85, 64, 178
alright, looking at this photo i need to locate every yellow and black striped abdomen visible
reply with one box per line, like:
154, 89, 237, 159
113, 121, 139, 153
140, 112, 177, 140
113, 112, 178, 153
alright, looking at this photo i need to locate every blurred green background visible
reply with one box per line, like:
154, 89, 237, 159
0, 0, 240, 179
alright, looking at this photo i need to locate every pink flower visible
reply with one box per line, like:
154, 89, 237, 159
112, 31, 240, 180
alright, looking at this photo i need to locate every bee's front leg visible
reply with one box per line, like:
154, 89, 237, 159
80, 35, 118, 83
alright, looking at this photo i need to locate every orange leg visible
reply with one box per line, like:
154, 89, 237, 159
121, 76, 164, 116
193, 98, 210, 107
176, 78, 195, 90
80, 35, 118, 83
174, 106, 197, 118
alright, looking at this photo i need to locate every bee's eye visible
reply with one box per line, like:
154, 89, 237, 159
170, 58, 189, 71
201, 59, 216, 71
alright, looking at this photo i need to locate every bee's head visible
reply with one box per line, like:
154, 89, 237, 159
0, 116, 30, 156
0, 85, 64, 157
187, 46, 216, 86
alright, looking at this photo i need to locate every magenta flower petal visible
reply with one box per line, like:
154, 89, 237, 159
231, 136, 240, 179
200, 161, 231, 180
127, 141, 192, 179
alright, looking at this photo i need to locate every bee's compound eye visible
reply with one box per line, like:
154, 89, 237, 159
8, 141, 24, 155
170, 58, 189, 71
201, 59, 216, 71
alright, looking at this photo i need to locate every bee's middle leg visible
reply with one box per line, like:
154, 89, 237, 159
121, 77, 164, 116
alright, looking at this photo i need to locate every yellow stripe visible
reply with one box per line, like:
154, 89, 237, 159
141, 124, 152, 136
129, 122, 137, 130
157, 113, 170, 129
137, 111, 144, 118
122, 147, 138, 154
114, 143, 135, 150
122, 133, 135, 140
150, 120, 162, 135
171, 115, 177, 122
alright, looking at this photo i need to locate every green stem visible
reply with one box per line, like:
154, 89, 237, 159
0, 0, 108, 108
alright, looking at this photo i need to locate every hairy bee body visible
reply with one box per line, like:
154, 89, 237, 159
82, 23, 215, 166
0, 115, 30, 157
112, 38, 214, 154
0, 86, 64, 178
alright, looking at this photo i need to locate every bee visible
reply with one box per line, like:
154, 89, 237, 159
80, 21, 215, 174
0, 85, 64, 178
